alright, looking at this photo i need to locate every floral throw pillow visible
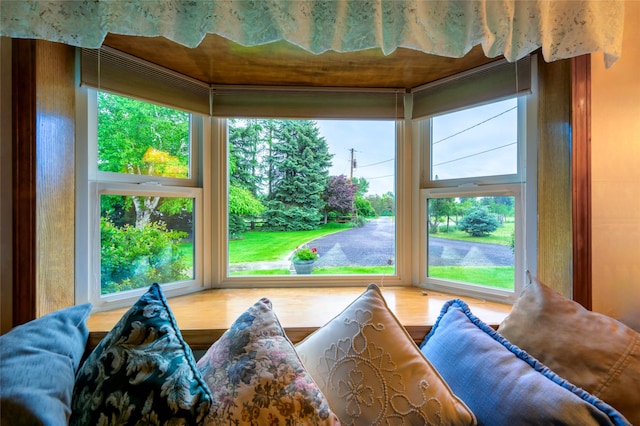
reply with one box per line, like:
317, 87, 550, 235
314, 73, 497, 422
196, 297, 340, 425
70, 283, 212, 425
295, 283, 476, 426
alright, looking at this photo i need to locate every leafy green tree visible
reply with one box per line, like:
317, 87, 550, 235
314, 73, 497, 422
97, 92, 190, 228
228, 186, 265, 236
366, 192, 395, 217
428, 198, 457, 234
458, 208, 500, 237
481, 196, 514, 225
351, 177, 370, 197
355, 196, 376, 217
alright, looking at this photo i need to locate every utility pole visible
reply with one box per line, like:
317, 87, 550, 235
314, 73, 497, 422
349, 148, 356, 217
349, 148, 355, 181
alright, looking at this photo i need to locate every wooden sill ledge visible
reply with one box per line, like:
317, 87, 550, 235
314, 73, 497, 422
87, 286, 512, 350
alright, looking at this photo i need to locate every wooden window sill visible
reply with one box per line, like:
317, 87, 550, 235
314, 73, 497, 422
87, 286, 512, 350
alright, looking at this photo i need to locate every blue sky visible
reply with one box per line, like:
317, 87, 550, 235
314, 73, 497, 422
316, 97, 518, 196
316, 120, 396, 196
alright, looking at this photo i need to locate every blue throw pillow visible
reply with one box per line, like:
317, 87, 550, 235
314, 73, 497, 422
70, 283, 212, 425
420, 299, 631, 426
0, 303, 92, 426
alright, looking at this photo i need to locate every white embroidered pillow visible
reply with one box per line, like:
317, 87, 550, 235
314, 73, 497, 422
295, 283, 476, 426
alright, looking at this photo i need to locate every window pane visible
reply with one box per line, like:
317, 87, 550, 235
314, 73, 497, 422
427, 195, 515, 290
97, 92, 191, 178
227, 119, 396, 276
431, 98, 517, 180
100, 194, 194, 294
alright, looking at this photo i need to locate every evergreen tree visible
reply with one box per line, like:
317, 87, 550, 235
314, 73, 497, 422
228, 119, 265, 196
264, 120, 332, 230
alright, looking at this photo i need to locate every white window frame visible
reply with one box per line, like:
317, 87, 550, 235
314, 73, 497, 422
213, 118, 410, 289
419, 185, 525, 301
415, 92, 538, 304
76, 89, 208, 311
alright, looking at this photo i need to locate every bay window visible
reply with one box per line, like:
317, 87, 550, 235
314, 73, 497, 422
76, 46, 536, 309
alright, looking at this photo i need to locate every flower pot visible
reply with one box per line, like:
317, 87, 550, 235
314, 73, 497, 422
293, 260, 315, 275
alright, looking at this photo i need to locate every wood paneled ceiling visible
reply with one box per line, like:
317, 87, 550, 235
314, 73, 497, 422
103, 33, 499, 90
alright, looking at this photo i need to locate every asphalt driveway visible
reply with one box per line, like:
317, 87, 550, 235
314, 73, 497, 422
310, 217, 513, 268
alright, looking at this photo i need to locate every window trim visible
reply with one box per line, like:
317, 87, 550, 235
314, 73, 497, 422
419, 184, 525, 302
87, 182, 204, 309
77, 88, 209, 311
413, 65, 538, 303
213, 118, 410, 289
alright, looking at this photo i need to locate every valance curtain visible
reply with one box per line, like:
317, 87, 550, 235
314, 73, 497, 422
1, 0, 625, 68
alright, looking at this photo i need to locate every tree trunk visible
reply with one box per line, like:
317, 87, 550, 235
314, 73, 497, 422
132, 195, 161, 228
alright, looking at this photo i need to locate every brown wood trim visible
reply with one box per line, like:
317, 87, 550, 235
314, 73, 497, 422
571, 55, 592, 310
11, 39, 37, 326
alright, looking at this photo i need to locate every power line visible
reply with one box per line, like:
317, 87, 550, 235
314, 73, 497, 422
358, 158, 394, 168
433, 106, 517, 145
358, 174, 394, 180
433, 141, 516, 167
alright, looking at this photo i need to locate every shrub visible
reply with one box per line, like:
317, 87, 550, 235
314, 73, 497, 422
100, 218, 189, 294
228, 214, 249, 237
355, 196, 376, 217
351, 215, 367, 228
457, 208, 500, 237
261, 201, 322, 231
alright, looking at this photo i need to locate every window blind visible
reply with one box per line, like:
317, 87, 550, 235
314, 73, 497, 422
81, 46, 404, 120
211, 87, 405, 120
412, 55, 531, 120
80, 46, 211, 115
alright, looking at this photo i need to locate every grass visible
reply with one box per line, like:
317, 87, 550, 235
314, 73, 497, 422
313, 266, 395, 275
178, 242, 193, 268
429, 266, 514, 289
193, 220, 514, 287
229, 265, 395, 276
430, 221, 514, 246
229, 223, 349, 263
230, 269, 291, 276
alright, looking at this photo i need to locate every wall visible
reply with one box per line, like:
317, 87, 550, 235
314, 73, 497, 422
591, 0, 640, 330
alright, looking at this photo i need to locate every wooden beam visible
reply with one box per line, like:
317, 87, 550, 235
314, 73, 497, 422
11, 39, 37, 325
571, 55, 592, 310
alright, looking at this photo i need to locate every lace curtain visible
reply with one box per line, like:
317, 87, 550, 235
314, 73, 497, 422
0, 0, 625, 67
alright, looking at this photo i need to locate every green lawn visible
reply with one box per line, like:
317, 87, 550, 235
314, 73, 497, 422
191, 220, 514, 285
429, 266, 514, 289
229, 223, 350, 263
430, 221, 514, 246
229, 265, 395, 276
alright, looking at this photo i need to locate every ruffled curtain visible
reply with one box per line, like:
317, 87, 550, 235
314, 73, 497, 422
0, 0, 625, 67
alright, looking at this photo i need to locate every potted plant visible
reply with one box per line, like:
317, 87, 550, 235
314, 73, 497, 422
291, 246, 319, 275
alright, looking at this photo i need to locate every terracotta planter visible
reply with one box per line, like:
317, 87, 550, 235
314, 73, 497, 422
293, 260, 315, 275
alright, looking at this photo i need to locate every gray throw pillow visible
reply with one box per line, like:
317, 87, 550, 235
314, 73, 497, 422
0, 303, 92, 426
